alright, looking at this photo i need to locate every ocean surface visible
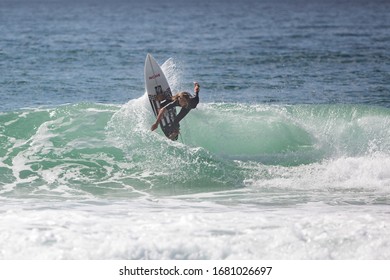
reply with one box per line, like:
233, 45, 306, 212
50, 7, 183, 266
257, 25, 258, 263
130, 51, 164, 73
0, 0, 389, 259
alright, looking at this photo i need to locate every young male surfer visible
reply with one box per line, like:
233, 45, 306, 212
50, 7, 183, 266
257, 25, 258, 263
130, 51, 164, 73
151, 82, 200, 139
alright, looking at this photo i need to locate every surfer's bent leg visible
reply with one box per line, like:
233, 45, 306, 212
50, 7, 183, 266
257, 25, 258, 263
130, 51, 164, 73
173, 108, 191, 128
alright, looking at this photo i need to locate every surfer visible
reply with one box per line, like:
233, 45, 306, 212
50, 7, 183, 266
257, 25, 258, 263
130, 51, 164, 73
151, 82, 200, 139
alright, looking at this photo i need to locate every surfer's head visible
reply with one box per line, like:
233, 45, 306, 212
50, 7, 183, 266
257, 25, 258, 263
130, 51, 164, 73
175, 92, 190, 108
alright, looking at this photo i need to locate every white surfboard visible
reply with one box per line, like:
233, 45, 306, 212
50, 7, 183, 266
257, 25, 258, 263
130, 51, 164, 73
144, 53, 179, 140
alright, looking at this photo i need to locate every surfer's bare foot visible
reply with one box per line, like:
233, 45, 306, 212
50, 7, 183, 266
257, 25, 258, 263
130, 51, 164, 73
156, 94, 165, 101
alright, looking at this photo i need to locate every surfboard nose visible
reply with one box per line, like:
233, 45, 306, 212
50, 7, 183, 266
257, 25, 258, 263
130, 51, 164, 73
146, 53, 154, 63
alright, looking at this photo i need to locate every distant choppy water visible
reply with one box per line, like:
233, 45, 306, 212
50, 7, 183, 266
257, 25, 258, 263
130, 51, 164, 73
1, 0, 390, 259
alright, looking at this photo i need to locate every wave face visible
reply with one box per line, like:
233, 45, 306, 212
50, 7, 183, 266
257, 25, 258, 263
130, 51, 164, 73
180, 104, 390, 162
1, 101, 389, 199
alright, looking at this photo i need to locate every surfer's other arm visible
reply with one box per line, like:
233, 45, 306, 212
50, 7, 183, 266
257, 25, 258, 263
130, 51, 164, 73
151, 107, 167, 131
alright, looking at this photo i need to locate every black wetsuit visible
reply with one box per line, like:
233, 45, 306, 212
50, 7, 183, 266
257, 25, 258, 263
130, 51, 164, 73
161, 92, 199, 129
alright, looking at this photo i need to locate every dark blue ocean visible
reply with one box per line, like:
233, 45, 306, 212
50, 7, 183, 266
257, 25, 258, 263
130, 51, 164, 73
0, 0, 389, 259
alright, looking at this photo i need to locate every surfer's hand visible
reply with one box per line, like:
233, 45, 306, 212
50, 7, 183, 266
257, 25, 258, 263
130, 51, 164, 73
194, 82, 200, 94
151, 123, 158, 131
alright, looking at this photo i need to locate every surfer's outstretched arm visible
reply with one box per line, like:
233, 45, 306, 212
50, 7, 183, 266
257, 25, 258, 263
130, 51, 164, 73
151, 107, 167, 131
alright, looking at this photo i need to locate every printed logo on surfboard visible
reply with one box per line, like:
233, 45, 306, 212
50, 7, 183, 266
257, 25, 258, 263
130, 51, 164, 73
149, 73, 160, 80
